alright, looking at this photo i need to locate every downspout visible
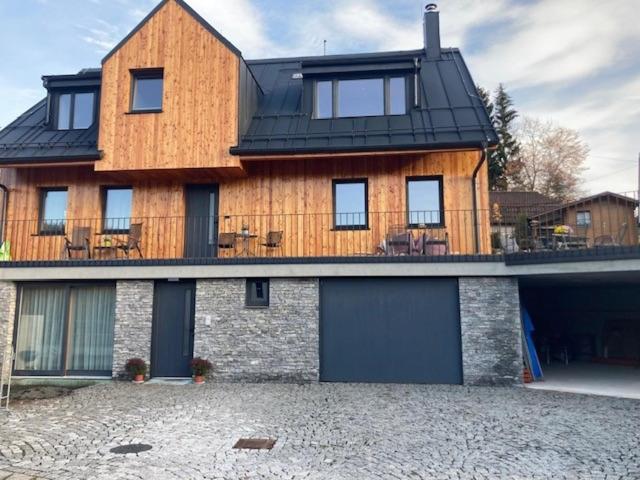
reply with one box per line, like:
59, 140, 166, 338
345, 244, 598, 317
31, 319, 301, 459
0, 184, 8, 243
471, 145, 488, 254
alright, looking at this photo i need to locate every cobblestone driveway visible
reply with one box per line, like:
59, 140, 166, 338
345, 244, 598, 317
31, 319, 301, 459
1, 383, 639, 480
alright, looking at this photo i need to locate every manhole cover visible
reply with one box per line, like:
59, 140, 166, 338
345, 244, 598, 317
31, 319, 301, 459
233, 438, 276, 450
110, 443, 153, 454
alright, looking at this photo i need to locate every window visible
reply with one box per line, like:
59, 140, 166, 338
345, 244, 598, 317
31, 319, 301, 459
576, 210, 591, 227
39, 188, 68, 235
406, 177, 443, 227
56, 92, 95, 130
131, 69, 164, 112
314, 76, 407, 118
103, 187, 133, 233
333, 179, 368, 230
13, 284, 116, 376
246, 279, 269, 307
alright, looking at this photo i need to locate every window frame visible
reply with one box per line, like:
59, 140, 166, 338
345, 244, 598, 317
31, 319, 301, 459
245, 278, 270, 308
576, 210, 592, 227
313, 75, 408, 119
405, 175, 445, 228
101, 186, 133, 234
38, 187, 68, 236
53, 90, 97, 131
130, 68, 164, 113
12, 282, 116, 377
332, 178, 369, 231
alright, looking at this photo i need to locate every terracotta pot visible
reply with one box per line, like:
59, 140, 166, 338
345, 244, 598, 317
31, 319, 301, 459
193, 375, 205, 384
133, 374, 145, 384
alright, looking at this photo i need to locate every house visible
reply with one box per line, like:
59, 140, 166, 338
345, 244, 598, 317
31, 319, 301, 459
530, 191, 638, 247
0, 0, 638, 391
489, 191, 560, 239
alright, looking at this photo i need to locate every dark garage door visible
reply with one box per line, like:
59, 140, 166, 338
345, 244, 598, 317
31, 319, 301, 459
320, 278, 462, 384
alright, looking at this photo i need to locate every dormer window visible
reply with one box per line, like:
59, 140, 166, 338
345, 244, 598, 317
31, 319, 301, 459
314, 76, 407, 119
131, 69, 164, 112
56, 92, 95, 130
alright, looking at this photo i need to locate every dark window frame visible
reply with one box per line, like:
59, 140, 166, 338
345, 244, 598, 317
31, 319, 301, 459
332, 178, 369, 231
12, 281, 116, 377
405, 175, 445, 228
576, 210, 592, 227
52, 90, 98, 131
129, 68, 164, 113
38, 187, 68, 236
101, 186, 133, 234
313, 75, 409, 119
245, 278, 270, 308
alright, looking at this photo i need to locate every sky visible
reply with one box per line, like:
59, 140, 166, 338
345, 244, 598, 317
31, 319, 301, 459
0, 0, 639, 194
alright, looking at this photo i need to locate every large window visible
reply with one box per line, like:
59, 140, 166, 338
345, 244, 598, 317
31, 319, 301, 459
39, 188, 68, 235
103, 187, 133, 233
13, 284, 116, 376
333, 179, 368, 230
131, 69, 164, 112
56, 92, 95, 130
576, 210, 591, 227
406, 176, 443, 227
315, 76, 406, 118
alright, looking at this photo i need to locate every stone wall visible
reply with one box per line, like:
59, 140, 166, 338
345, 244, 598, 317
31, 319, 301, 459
112, 280, 154, 378
194, 278, 319, 382
0, 282, 16, 380
459, 277, 522, 386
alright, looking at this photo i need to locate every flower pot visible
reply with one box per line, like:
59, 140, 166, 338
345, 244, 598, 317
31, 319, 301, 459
133, 374, 145, 384
193, 375, 205, 385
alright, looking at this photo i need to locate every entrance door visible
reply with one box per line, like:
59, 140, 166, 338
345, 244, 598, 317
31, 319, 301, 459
151, 281, 195, 377
184, 184, 218, 258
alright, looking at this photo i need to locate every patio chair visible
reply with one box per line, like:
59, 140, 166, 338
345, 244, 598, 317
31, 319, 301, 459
424, 232, 449, 255
63, 226, 91, 259
115, 223, 143, 258
385, 225, 412, 256
217, 232, 237, 256
259, 231, 283, 256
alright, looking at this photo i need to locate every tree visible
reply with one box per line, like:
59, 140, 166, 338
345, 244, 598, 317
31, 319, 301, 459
508, 116, 588, 201
478, 84, 519, 191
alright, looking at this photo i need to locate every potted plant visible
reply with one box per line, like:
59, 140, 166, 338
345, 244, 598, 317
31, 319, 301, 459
125, 358, 148, 384
190, 357, 213, 384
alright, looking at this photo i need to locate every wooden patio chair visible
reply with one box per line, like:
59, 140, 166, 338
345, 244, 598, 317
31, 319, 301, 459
259, 231, 283, 256
115, 223, 143, 258
63, 226, 91, 259
217, 232, 237, 256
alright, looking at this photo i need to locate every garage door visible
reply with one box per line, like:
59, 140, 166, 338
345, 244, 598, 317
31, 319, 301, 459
320, 278, 462, 384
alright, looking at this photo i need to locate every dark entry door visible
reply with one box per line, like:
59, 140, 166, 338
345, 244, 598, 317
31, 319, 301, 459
184, 184, 218, 258
320, 278, 462, 384
151, 281, 195, 377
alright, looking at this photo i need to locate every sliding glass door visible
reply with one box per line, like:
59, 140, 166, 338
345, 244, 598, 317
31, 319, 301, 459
13, 283, 116, 376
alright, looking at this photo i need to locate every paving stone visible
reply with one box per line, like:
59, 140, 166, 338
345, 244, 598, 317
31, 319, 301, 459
0, 383, 638, 479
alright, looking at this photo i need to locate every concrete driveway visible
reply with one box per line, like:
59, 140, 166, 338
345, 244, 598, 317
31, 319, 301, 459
0, 383, 638, 479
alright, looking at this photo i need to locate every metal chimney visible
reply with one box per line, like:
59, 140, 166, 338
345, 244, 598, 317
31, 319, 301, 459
424, 4, 441, 61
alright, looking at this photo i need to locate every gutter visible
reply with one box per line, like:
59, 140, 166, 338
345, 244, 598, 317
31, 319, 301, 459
471, 145, 488, 254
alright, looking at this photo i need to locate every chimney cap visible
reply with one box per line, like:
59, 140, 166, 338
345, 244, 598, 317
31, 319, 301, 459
425, 3, 438, 12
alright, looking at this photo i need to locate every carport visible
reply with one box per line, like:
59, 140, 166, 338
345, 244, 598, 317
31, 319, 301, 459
520, 272, 640, 399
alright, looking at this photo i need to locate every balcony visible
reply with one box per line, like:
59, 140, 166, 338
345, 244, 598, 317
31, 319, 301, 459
0, 201, 638, 267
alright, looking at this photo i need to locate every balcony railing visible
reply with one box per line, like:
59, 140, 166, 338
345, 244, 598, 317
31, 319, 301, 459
0, 198, 637, 265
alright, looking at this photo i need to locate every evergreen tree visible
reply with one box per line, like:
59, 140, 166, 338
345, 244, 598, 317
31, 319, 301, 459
490, 84, 519, 191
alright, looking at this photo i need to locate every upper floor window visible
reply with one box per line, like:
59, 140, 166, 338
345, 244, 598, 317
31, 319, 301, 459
56, 92, 95, 130
131, 69, 164, 112
39, 188, 67, 235
315, 76, 406, 119
333, 179, 368, 230
103, 187, 133, 233
406, 176, 443, 227
576, 210, 591, 227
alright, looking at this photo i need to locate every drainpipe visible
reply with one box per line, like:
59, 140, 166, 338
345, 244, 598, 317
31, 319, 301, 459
0, 184, 7, 243
471, 145, 488, 254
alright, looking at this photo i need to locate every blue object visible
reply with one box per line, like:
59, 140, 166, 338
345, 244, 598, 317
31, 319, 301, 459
522, 307, 543, 380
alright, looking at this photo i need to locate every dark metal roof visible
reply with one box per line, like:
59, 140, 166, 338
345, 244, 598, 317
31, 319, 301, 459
0, 98, 99, 165
231, 48, 498, 156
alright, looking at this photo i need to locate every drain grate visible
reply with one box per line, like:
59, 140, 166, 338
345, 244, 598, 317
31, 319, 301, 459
110, 443, 153, 454
233, 438, 276, 450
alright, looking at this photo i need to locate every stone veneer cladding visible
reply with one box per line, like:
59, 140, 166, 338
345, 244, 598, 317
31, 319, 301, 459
112, 280, 154, 378
194, 278, 319, 382
0, 282, 16, 380
458, 277, 522, 385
